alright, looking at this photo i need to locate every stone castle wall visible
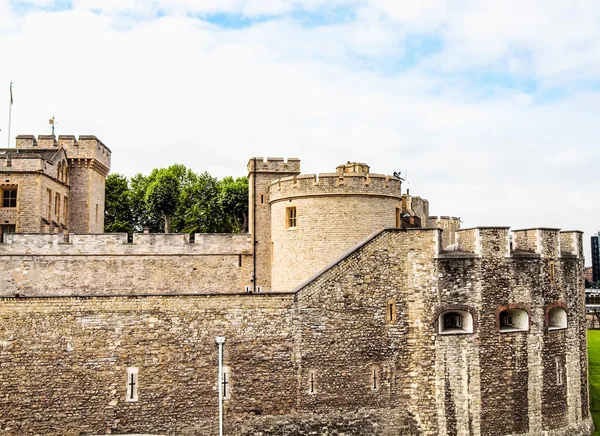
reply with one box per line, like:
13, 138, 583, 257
268, 169, 402, 292
270, 195, 401, 292
248, 157, 301, 291
0, 233, 253, 296
428, 215, 461, 247
0, 227, 591, 435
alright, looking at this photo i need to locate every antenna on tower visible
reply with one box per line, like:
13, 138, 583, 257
49, 116, 56, 136
393, 170, 408, 183
393, 170, 405, 181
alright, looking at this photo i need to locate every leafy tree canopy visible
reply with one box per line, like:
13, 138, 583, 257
105, 165, 248, 234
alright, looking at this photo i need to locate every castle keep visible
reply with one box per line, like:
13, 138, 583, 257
0, 147, 592, 435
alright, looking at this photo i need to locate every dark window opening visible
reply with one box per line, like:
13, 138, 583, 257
2, 189, 17, 208
444, 312, 462, 329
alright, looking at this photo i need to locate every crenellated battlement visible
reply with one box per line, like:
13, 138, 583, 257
247, 157, 301, 175
0, 232, 252, 255
15, 134, 111, 173
448, 227, 582, 259
268, 172, 402, 202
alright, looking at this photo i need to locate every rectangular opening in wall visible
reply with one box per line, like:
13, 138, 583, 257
2, 187, 17, 208
47, 189, 52, 220
370, 366, 380, 391
95, 204, 99, 224
555, 355, 564, 386
64, 197, 69, 225
55, 193, 60, 221
395, 207, 400, 228
126, 367, 139, 402
260, 194, 264, 204
286, 206, 297, 228
386, 300, 397, 324
308, 370, 316, 394
238, 255, 242, 267
222, 366, 231, 400
549, 260, 555, 286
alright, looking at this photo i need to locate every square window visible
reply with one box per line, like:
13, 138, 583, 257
286, 206, 297, 228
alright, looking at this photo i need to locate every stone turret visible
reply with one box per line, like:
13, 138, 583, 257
247, 157, 301, 292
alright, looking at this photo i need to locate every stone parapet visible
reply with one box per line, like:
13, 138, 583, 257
452, 227, 581, 259
513, 228, 562, 258
247, 157, 301, 175
0, 232, 252, 255
269, 172, 402, 202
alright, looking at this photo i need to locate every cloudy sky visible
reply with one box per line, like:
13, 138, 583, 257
1, 0, 599, 261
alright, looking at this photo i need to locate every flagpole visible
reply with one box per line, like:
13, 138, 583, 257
7, 81, 12, 148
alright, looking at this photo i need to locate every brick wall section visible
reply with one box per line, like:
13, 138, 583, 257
456, 228, 478, 253
0, 294, 298, 436
0, 233, 253, 296
428, 216, 461, 247
270, 195, 401, 292
268, 168, 402, 292
0, 227, 593, 435
0, 173, 69, 233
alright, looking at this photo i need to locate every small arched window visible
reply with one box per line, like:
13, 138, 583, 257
57, 162, 62, 182
499, 308, 529, 332
548, 306, 567, 331
439, 310, 473, 335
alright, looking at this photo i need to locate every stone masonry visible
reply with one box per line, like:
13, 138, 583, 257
0, 134, 111, 235
0, 156, 593, 436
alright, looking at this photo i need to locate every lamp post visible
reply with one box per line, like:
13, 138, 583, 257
215, 336, 226, 436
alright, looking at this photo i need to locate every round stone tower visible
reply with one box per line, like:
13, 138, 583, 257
269, 162, 402, 292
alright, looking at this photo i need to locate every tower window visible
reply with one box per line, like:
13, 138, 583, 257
2, 188, 17, 208
395, 207, 401, 228
499, 308, 529, 332
47, 189, 52, 219
286, 207, 297, 228
444, 312, 462, 329
386, 300, 397, 324
548, 306, 568, 331
438, 309, 474, 335
64, 197, 69, 225
55, 193, 60, 219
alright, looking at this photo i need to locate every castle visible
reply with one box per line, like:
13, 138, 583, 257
0, 134, 110, 235
0, 136, 593, 436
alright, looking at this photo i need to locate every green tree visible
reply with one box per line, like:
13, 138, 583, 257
104, 164, 249, 234
104, 173, 133, 233
176, 172, 224, 234
219, 176, 249, 232
145, 170, 181, 233
129, 173, 162, 232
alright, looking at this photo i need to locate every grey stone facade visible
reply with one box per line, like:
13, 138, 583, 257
0, 157, 592, 435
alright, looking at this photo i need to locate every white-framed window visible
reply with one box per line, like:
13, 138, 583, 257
439, 310, 473, 335
499, 308, 529, 333
548, 306, 568, 330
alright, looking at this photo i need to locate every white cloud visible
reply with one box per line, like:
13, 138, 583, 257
1, 1, 599, 259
